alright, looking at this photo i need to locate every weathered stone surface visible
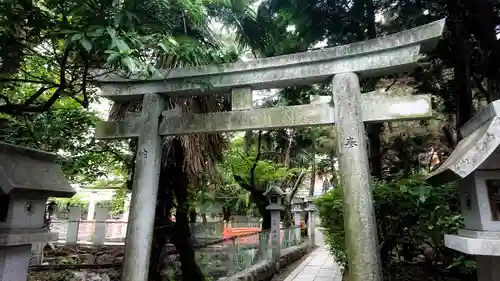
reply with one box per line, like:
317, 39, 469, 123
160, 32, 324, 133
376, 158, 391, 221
0, 142, 75, 197
332, 73, 381, 281
427, 116, 500, 184
121, 93, 164, 281
427, 99, 500, 184
91, 19, 445, 100
0, 231, 57, 246
458, 229, 500, 239
445, 234, 500, 256
97, 46, 421, 99
452, 170, 500, 232
95, 93, 431, 139
231, 87, 253, 111
71, 271, 111, 281
94, 119, 144, 140
460, 99, 500, 137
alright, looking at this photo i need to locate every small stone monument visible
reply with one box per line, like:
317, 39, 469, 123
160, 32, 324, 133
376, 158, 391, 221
427, 100, 500, 281
264, 182, 285, 261
0, 142, 75, 281
304, 196, 317, 247
292, 197, 304, 244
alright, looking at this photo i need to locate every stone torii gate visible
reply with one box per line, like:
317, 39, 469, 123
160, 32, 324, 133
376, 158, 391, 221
92, 19, 445, 281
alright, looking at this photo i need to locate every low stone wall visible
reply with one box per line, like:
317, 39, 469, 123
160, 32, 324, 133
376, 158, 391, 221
220, 242, 311, 281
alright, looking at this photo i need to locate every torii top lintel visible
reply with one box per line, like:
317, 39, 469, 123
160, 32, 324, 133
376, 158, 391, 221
90, 19, 445, 101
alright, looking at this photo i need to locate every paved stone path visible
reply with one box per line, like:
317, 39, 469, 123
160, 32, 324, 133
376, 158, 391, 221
283, 229, 343, 281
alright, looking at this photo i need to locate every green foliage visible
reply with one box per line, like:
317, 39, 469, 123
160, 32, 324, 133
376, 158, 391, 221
0, 97, 128, 182
201, 135, 304, 217
53, 194, 89, 212
110, 188, 130, 216
316, 174, 474, 279
0, 0, 237, 184
223, 136, 301, 189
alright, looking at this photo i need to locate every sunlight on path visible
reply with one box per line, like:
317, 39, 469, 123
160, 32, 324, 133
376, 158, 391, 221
283, 228, 343, 281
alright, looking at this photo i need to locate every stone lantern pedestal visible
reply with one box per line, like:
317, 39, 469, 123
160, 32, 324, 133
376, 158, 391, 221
264, 183, 285, 261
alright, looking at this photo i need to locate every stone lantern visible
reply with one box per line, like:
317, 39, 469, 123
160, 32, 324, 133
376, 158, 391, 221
264, 182, 285, 207
0, 142, 75, 281
264, 182, 285, 261
304, 196, 317, 246
427, 100, 500, 281
292, 197, 304, 243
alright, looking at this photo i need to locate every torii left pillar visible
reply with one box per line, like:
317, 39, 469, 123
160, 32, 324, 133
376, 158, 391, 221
120, 94, 164, 281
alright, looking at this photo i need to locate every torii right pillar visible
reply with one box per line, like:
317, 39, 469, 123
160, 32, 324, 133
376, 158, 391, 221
332, 73, 382, 281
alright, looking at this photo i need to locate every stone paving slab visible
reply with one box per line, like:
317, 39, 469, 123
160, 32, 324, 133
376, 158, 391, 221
283, 247, 342, 281
283, 229, 342, 281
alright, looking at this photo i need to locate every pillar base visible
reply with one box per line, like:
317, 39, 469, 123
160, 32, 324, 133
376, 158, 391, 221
477, 256, 500, 281
0, 245, 31, 281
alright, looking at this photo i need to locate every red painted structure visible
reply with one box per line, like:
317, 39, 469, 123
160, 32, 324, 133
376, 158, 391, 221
221, 222, 305, 245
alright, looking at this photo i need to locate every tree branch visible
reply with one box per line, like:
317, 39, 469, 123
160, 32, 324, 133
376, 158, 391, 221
385, 78, 397, 92
0, 78, 59, 86
22, 87, 51, 106
233, 174, 254, 192
23, 115, 41, 148
0, 43, 72, 115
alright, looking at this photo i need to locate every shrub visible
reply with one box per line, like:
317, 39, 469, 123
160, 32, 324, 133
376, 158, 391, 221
316, 174, 476, 280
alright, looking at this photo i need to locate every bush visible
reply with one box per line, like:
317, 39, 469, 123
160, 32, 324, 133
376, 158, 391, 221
316, 174, 476, 280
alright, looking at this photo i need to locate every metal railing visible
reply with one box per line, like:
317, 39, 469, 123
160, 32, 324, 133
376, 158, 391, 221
50, 220, 128, 244
27, 227, 302, 281
49, 220, 262, 245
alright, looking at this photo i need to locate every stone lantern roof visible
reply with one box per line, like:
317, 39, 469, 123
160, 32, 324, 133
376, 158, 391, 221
263, 184, 286, 198
0, 142, 75, 197
427, 100, 500, 185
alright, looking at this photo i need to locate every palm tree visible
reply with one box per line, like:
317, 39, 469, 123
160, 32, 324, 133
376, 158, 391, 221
107, 2, 241, 280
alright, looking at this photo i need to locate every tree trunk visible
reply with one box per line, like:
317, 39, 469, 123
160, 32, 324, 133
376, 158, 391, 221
222, 207, 231, 221
463, 0, 500, 101
189, 209, 197, 223
283, 130, 294, 167
189, 208, 198, 245
0, 34, 24, 93
449, 1, 473, 132
149, 171, 174, 281
349, 0, 382, 179
277, 129, 288, 163
168, 139, 204, 281
309, 154, 316, 196
363, 0, 383, 179
244, 130, 253, 152
171, 206, 203, 281
367, 125, 383, 178
252, 193, 271, 262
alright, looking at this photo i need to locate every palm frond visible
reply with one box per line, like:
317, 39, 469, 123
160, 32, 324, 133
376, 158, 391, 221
109, 1, 235, 183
